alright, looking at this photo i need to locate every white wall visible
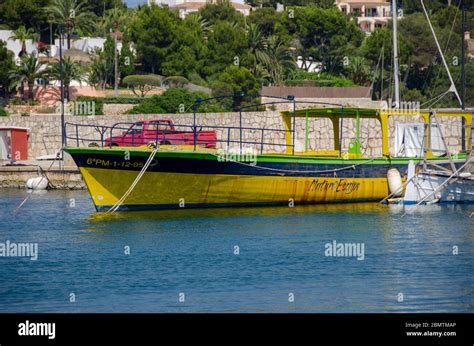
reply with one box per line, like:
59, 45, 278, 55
0, 30, 37, 58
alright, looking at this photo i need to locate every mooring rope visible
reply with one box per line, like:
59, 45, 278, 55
11, 152, 62, 215
106, 146, 160, 213
209, 152, 376, 174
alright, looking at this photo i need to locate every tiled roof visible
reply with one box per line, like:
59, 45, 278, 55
171, 1, 250, 10
262, 86, 372, 99
337, 0, 389, 4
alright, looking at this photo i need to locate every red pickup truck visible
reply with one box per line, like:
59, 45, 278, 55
105, 119, 217, 148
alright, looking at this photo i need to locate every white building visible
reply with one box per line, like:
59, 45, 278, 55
336, 0, 394, 34
148, 0, 252, 17
0, 30, 37, 58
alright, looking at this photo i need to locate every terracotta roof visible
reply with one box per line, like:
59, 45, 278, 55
261, 86, 372, 99
63, 48, 91, 64
171, 1, 250, 10
337, 0, 389, 4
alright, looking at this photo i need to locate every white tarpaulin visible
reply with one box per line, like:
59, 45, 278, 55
394, 124, 425, 157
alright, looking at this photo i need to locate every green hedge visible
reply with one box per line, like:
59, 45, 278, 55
0, 107, 8, 116
286, 79, 354, 87
126, 88, 228, 114
100, 97, 143, 104
286, 71, 354, 87
74, 96, 144, 115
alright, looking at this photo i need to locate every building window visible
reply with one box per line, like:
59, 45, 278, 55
365, 8, 377, 17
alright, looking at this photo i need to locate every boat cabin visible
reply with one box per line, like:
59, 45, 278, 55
280, 107, 472, 158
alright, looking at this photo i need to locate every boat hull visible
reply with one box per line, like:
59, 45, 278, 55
79, 167, 392, 211
65, 148, 422, 211
404, 172, 474, 204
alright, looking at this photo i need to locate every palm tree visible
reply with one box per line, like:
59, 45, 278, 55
345, 56, 371, 86
8, 54, 46, 101
184, 13, 210, 38
88, 48, 108, 89
9, 26, 39, 57
97, 7, 130, 36
262, 36, 296, 86
48, 56, 86, 101
246, 23, 269, 74
46, 0, 96, 49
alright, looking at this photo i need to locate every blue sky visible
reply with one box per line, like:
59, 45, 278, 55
124, 0, 147, 7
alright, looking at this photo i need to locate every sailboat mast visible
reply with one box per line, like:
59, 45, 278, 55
392, 0, 400, 108
461, 0, 466, 111
461, 0, 466, 151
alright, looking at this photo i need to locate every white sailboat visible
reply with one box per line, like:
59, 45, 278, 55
386, 0, 474, 205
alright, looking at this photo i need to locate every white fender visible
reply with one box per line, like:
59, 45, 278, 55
387, 168, 403, 197
26, 176, 49, 190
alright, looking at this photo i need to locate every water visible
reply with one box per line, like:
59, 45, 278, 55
0, 189, 473, 312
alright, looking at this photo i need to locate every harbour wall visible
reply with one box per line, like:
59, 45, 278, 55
0, 111, 465, 160
0, 164, 85, 189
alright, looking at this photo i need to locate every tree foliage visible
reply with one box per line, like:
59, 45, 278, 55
8, 54, 47, 101
129, 5, 180, 75
0, 40, 15, 97
48, 56, 86, 100
0, 0, 50, 31
127, 88, 225, 114
122, 74, 162, 97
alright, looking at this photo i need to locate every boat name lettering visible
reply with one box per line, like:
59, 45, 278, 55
309, 179, 360, 194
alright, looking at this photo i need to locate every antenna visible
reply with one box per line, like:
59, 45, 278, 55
391, 0, 400, 108
461, 0, 466, 110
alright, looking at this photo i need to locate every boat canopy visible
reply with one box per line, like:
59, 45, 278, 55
280, 107, 473, 157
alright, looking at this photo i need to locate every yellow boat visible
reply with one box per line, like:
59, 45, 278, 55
64, 108, 472, 211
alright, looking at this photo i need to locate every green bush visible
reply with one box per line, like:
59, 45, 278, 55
101, 97, 142, 104
286, 71, 354, 87
0, 107, 8, 116
126, 88, 228, 114
75, 96, 153, 115
123, 74, 163, 97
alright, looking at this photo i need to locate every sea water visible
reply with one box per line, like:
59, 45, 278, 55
0, 189, 472, 312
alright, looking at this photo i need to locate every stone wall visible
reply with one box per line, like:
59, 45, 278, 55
0, 111, 466, 160
0, 166, 85, 189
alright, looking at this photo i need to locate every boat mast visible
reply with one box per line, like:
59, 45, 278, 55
461, 0, 466, 151
461, 0, 466, 111
392, 0, 400, 108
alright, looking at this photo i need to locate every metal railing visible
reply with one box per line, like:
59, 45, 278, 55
64, 94, 347, 155
64, 120, 293, 153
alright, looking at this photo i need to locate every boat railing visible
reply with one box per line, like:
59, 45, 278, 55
64, 120, 293, 154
